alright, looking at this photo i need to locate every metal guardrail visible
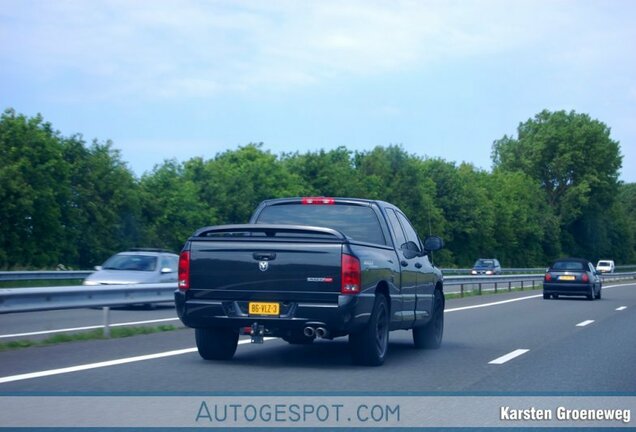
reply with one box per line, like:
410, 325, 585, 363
0, 283, 176, 314
0, 271, 93, 281
441, 268, 546, 275
443, 274, 544, 296
443, 272, 636, 296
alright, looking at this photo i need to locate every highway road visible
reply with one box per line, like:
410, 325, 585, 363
0, 282, 634, 393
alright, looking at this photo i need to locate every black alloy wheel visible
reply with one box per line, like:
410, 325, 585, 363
349, 294, 389, 366
413, 289, 444, 349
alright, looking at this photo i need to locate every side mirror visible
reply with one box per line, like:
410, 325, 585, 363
94, 265, 102, 271
401, 241, 421, 259
423, 236, 444, 252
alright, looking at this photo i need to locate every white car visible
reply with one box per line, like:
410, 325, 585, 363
83, 249, 179, 286
596, 260, 615, 273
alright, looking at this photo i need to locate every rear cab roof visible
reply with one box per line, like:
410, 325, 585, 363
250, 197, 402, 249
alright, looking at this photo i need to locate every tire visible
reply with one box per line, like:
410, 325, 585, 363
195, 327, 239, 360
413, 289, 445, 349
595, 285, 602, 300
349, 295, 389, 366
587, 285, 595, 301
543, 292, 550, 300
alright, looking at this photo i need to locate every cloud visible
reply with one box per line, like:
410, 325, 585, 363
2, 0, 635, 102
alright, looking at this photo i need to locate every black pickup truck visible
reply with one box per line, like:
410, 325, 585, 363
175, 197, 444, 366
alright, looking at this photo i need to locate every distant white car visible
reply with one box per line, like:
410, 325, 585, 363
83, 249, 178, 308
596, 260, 615, 273
83, 249, 179, 286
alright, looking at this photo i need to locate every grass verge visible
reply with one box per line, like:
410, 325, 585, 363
0, 324, 178, 352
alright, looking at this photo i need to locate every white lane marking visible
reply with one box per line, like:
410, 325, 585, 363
445, 294, 542, 312
0, 337, 273, 384
0, 348, 195, 384
0, 318, 181, 339
488, 349, 530, 365
576, 320, 594, 327
616, 306, 627, 311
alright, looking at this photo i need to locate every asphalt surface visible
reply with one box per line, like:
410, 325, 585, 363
0, 304, 180, 340
0, 283, 634, 393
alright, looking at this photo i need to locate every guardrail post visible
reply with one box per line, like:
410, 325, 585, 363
460, 284, 464, 298
494, 282, 498, 293
103, 306, 111, 338
521, 281, 524, 291
508, 281, 511, 292
478, 283, 482, 295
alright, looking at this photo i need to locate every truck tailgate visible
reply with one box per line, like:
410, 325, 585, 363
188, 225, 345, 303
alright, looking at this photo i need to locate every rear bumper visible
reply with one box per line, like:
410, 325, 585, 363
543, 282, 594, 296
175, 290, 373, 336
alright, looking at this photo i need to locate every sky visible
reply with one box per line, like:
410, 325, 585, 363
1, 0, 635, 182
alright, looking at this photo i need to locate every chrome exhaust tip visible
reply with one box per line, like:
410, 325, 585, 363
315, 327, 328, 338
303, 326, 315, 337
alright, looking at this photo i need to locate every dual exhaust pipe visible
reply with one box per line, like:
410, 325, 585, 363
303, 326, 328, 339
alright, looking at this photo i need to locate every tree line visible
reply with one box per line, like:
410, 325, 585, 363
1, 108, 634, 270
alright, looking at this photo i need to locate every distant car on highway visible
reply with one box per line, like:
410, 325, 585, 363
596, 259, 615, 273
471, 258, 501, 275
83, 249, 179, 286
543, 258, 602, 300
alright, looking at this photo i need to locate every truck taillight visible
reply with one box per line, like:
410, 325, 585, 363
341, 254, 361, 294
302, 197, 335, 205
178, 251, 190, 290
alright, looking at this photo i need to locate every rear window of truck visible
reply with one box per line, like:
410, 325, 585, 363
255, 203, 386, 245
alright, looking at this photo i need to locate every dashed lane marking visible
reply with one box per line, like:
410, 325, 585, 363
488, 349, 530, 365
576, 320, 594, 327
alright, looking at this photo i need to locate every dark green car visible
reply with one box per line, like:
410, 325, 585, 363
543, 258, 602, 300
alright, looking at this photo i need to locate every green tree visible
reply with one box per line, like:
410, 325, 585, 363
139, 159, 217, 252
485, 170, 560, 266
419, 159, 495, 266
192, 144, 305, 224
354, 146, 445, 249
492, 110, 623, 257
0, 109, 69, 268
62, 137, 142, 267
616, 183, 636, 262
281, 147, 361, 197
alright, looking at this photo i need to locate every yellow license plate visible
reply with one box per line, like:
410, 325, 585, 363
559, 275, 576, 281
248, 302, 280, 316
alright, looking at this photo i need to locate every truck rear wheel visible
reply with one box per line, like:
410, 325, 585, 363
413, 289, 444, 349
195, 327, 239, 360
349, 294, 389, 366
